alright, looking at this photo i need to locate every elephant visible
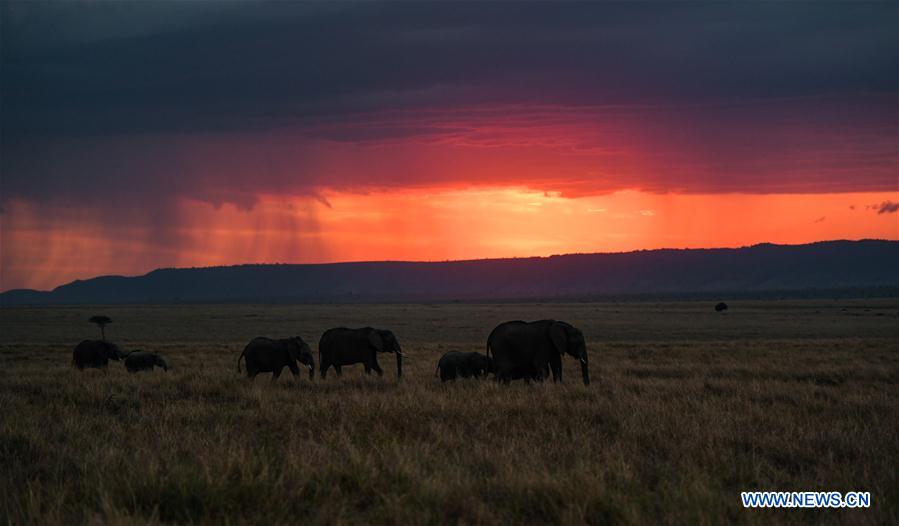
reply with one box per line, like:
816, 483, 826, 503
237, 336, 315, 381
124, 351, 169, 373
487, 320, 590, 385
319, 327, 403, 379
72, 339, 122, 370
435, 351, 493, 382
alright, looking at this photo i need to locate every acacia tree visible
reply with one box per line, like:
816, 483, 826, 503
89, 315, 112, 340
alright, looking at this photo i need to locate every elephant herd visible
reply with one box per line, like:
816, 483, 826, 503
72, 319, 591, 385
72, 340, 169, 373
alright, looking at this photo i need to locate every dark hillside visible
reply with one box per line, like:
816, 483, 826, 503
2, 240, 897, 304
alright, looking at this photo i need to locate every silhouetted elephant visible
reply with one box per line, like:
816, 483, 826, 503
72, 340, 122, 370
487, 320, 590, 385
715, 302, 728, 312
319, 327, 403, 379
435, 351, 493, 382
124, 351, 169, 373
238, 337, 315, 381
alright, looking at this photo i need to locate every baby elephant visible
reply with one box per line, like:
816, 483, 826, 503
124, 351, 169, 373
436, 351, 494, 382
239, 336, 315, 381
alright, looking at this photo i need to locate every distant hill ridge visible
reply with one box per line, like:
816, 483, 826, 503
2, 240, 897, 304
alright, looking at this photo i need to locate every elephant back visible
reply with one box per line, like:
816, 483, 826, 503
124, 351, 154, 370
244, 337, 283, 354
73, 339, 120, 367
318, 328, 359, 356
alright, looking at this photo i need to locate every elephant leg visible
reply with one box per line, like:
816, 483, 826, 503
549, 354, 562, 383
371, 361, 384, 376
320, 362, 329, 379
272, 367, 283, 382
530, 362, 547, 382
334, 365, 342, 376
288, 362, 300, 377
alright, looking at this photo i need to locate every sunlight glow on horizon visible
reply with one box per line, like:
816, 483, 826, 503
2, 188, 897, 291
3, 3, 896, 294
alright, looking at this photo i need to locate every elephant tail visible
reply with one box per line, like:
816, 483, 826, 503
237, 347, 247, 373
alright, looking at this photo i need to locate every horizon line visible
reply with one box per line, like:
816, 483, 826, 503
3, 238, 893, 295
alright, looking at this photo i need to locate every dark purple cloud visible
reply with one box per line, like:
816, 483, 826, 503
1, 1, 896, 211
875, 201, 899, 214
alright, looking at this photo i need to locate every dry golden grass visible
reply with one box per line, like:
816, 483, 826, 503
1, 300, 897, 525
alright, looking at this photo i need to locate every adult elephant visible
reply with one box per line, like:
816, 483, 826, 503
238, 336, 315, 381
72, 339, 122, 370
435, 351, 493, 382
124, 351, 169, 373
487, 320, 590, 385
319, 327, 403, 379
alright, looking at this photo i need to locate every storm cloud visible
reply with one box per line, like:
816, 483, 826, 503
875, 201, 899, 214
1, 1, 897, 208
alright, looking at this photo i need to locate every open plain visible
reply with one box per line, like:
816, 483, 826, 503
1, 300, 897, 525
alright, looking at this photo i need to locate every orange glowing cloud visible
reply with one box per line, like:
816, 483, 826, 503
3, 189, 897, 291
3, 3, 897, 294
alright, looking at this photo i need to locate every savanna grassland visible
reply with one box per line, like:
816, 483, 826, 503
1, 300, 897, 525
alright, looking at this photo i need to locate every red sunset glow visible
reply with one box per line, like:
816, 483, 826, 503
3, 188, 897, 291
1, 4, 897, 291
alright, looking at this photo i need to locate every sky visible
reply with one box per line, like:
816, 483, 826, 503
1, 1, 897, 291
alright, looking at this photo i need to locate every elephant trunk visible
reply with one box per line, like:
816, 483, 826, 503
308, 364, 315, 380
580, 358, 590, 386
396, 351, 403, 379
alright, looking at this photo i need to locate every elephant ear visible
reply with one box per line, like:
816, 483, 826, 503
107, 343, 122, 359
548, 322, 568, 355
368, 330, 385, 353
283, 338, 299, 360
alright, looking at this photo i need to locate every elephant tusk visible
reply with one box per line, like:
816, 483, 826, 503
307, 364, 314, 370
580, 357, 587, 364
